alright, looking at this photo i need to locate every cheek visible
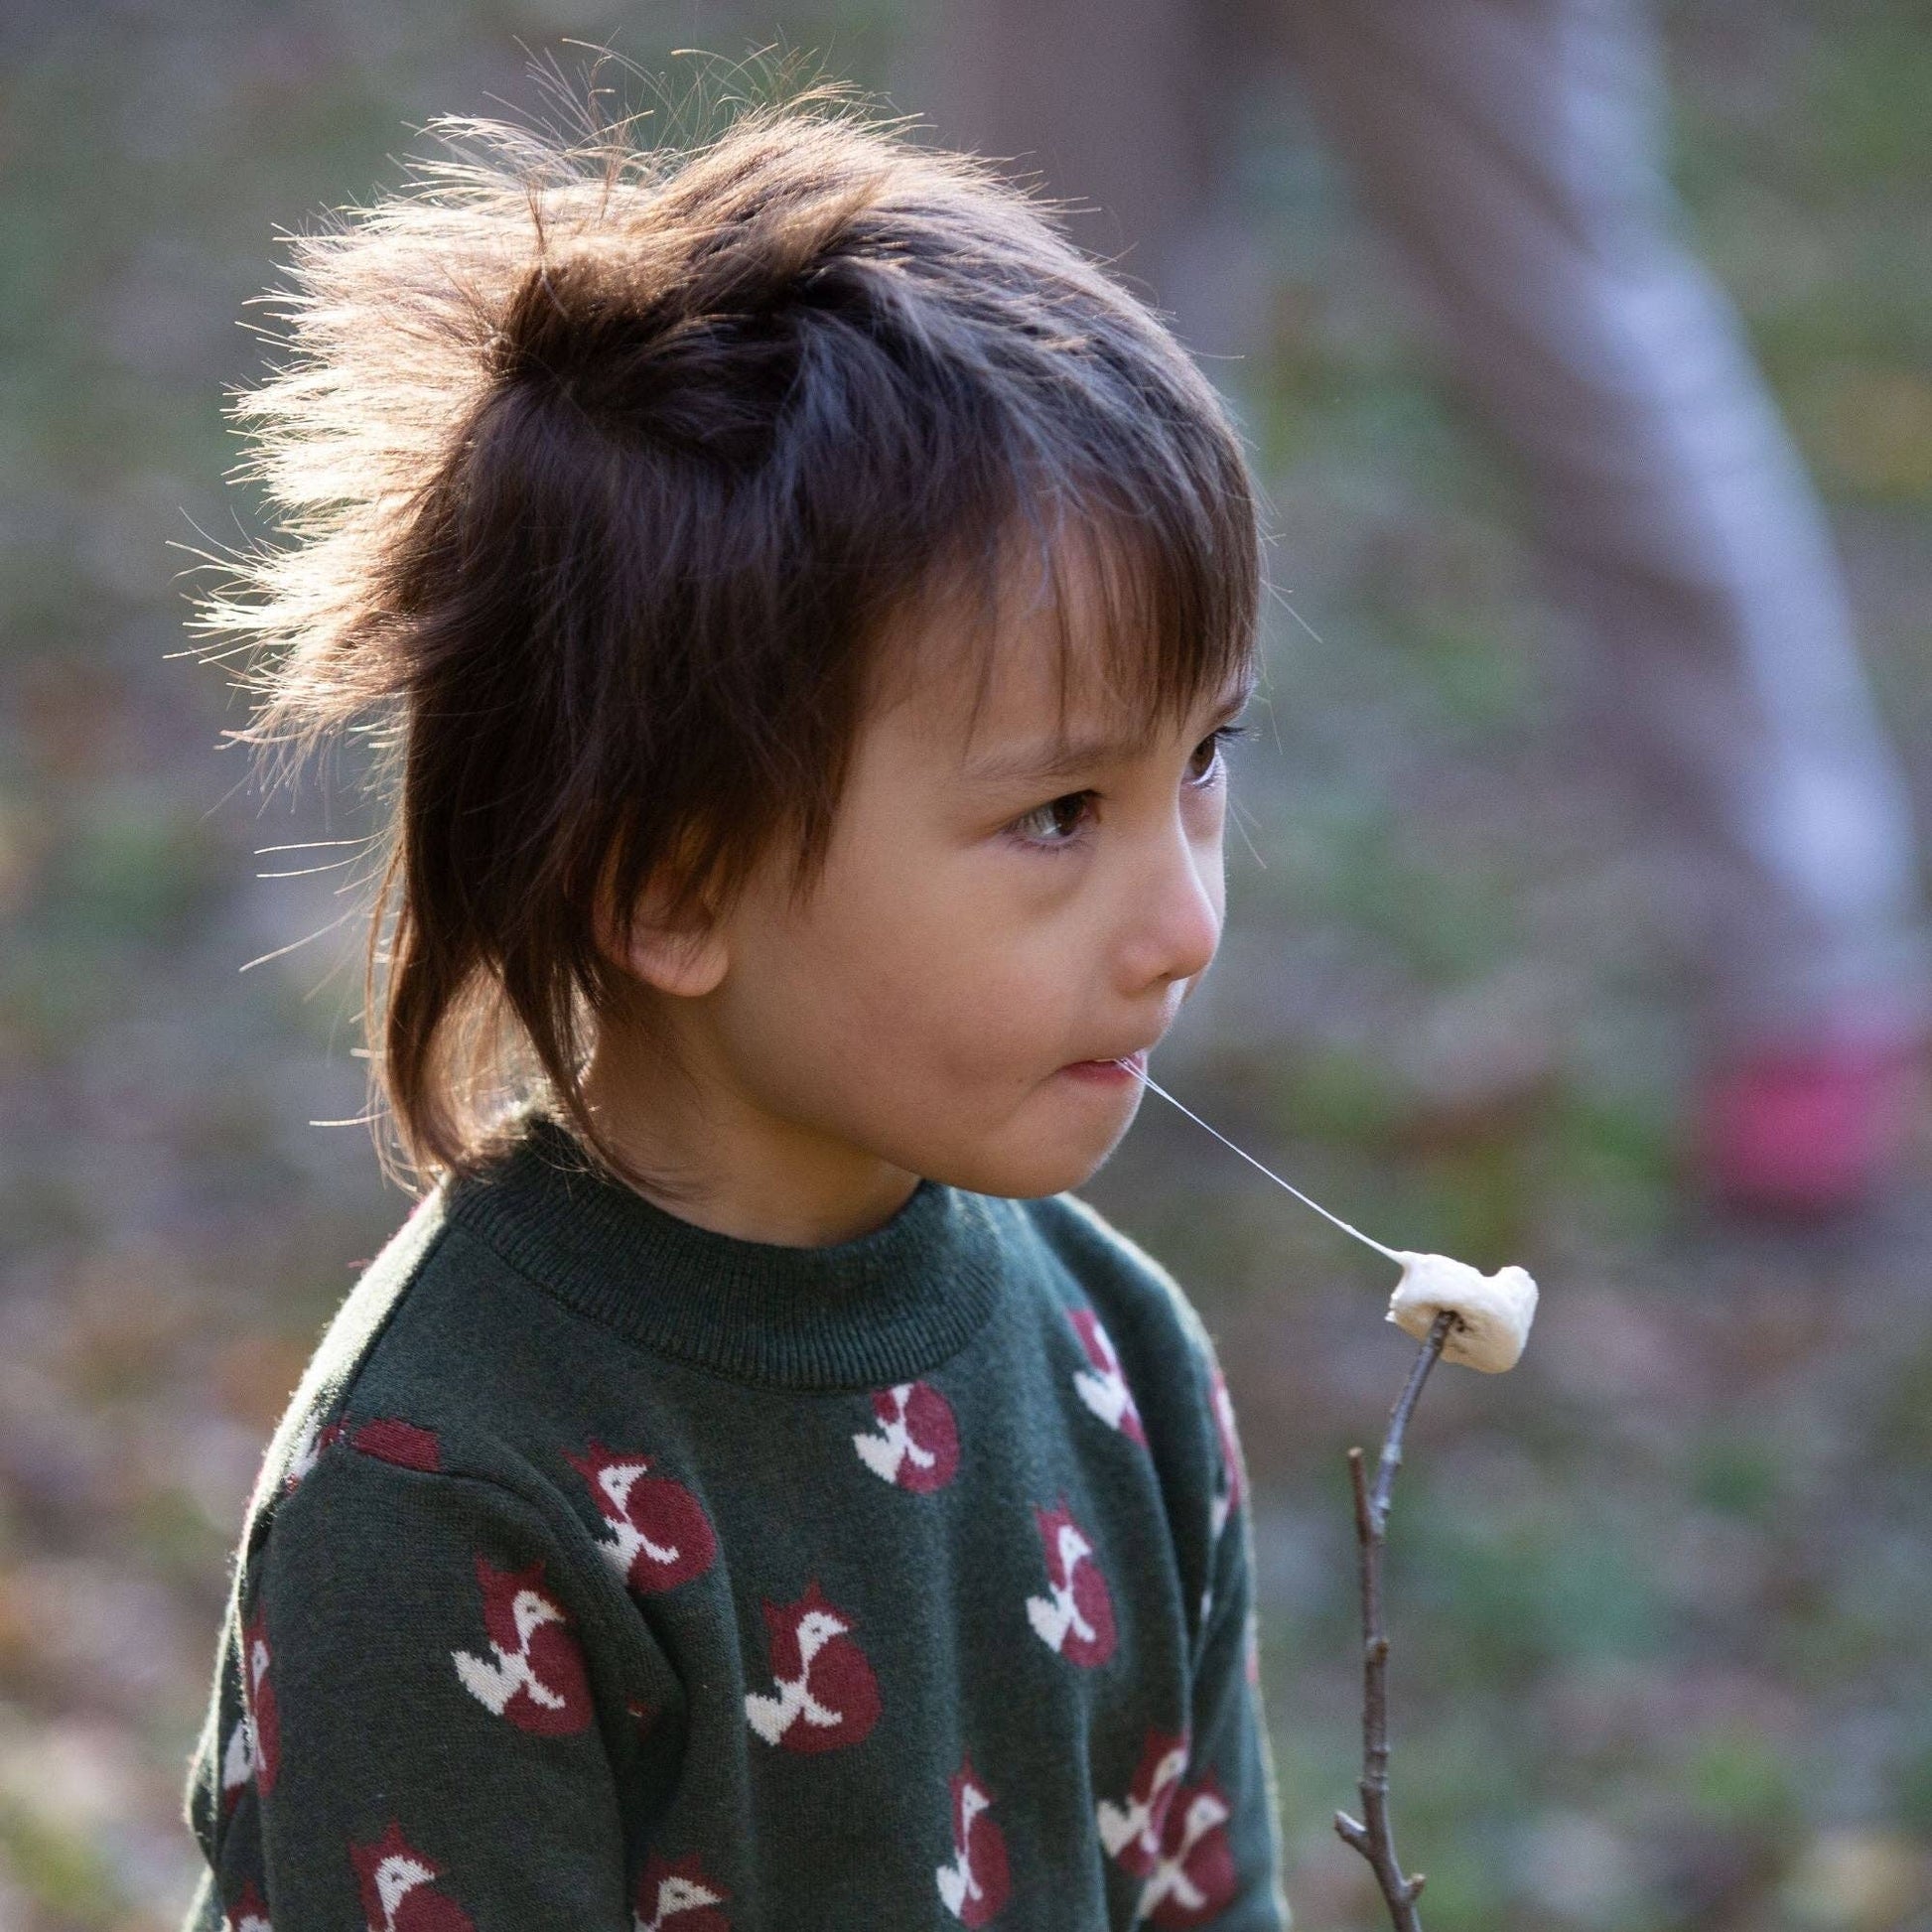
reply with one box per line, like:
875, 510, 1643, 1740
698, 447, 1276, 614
839, 875, 1074, 1069
715, 856, 1132, 1190
769, 857, 1084, 1101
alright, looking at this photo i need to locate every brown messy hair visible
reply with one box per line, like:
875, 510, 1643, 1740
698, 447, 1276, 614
191, 71, 1262, 1196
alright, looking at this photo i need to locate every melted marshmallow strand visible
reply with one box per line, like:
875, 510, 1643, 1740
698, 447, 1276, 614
1120, 1063, 1541, 1371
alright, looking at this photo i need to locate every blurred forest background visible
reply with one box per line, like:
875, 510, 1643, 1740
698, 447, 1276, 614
3, 1, 1931, 1928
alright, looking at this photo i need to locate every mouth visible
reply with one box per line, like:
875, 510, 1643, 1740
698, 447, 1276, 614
1057, 1047, 1151, 1085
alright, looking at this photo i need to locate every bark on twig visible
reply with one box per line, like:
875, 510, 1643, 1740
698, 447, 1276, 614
1334, 1308, 1456, 1931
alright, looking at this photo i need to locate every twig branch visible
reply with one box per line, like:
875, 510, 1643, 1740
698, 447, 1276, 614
1334, 1309, 1456, 1931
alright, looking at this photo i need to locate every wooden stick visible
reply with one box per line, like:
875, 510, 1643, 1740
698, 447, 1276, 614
1333, 1308, 1456, 1931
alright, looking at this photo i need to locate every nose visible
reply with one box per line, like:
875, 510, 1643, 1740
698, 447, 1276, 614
1120, 812, 1222, 995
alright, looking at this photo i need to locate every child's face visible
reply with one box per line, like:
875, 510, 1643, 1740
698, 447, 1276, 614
683, 556, 1253, 1201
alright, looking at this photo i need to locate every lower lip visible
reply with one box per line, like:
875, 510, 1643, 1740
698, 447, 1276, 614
1059, 1054, 1145, 1086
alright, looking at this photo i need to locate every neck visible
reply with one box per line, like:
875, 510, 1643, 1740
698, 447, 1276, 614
579, 1010, 920, 1248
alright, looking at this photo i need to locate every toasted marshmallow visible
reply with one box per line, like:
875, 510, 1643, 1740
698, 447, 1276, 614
1387, 1252, 1538, 1373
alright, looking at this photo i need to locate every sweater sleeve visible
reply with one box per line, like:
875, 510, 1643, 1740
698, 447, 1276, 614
190, 1429, 662, 1932
1185, 1349, 1292, 1931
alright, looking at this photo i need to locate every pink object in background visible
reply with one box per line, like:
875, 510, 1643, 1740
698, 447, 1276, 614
1693, 1025, 1927, 1217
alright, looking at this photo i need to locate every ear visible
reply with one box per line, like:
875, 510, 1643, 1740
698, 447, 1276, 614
595, 853, 731, 1000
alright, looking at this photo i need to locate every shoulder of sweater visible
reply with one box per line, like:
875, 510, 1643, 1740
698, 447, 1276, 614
238, 1372, 606, 1603
1013, 1190, 1223, 1407
1020, 1189, 1213, 1359
230, 1395, 658, 1679
236, 1186, 587, 1553
1015, 1192, 1234, 1602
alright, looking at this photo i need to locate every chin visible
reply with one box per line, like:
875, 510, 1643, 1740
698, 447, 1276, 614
922, 1125, 1123, 1200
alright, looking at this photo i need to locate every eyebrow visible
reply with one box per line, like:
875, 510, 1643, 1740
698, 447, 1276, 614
959, 677, 1257, 789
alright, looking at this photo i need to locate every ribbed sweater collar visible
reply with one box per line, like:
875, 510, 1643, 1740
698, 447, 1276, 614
444, 1109, 1011, 1391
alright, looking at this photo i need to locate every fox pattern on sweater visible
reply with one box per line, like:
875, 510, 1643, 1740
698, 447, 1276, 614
177, 1112, 1288, 1931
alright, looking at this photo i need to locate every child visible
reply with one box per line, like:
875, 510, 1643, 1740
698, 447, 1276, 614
179, 82, 1289, 1931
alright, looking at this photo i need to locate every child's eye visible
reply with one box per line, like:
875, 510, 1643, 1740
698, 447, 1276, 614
1186, 723, 1246, 785
1008, 790, 1097, 848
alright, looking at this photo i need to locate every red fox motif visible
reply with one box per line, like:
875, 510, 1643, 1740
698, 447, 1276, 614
744, 1581, 882, 1752
852, 1381, 959, 1491
565, 1439, 716, 1594
348, 1821, 477, 1932
1025, 1500, 1117, 1668
222, 1877, 272, 1931
1098, 1734, 1240, 1920
450, 1554, 593, 1734
935, 1755, 1012, 1925
349, 1417, 441, 1471
1096, 1728, 1190, 1876
220, 1601, 279, 1808
283, 1414, 344, 1492
1136, 1776, 1238, 1927
1069, 1310, 1148, 1446
633, 1854, 731, 1930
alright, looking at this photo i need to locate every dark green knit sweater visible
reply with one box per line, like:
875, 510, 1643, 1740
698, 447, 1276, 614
178, 1108, 1288, 1930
